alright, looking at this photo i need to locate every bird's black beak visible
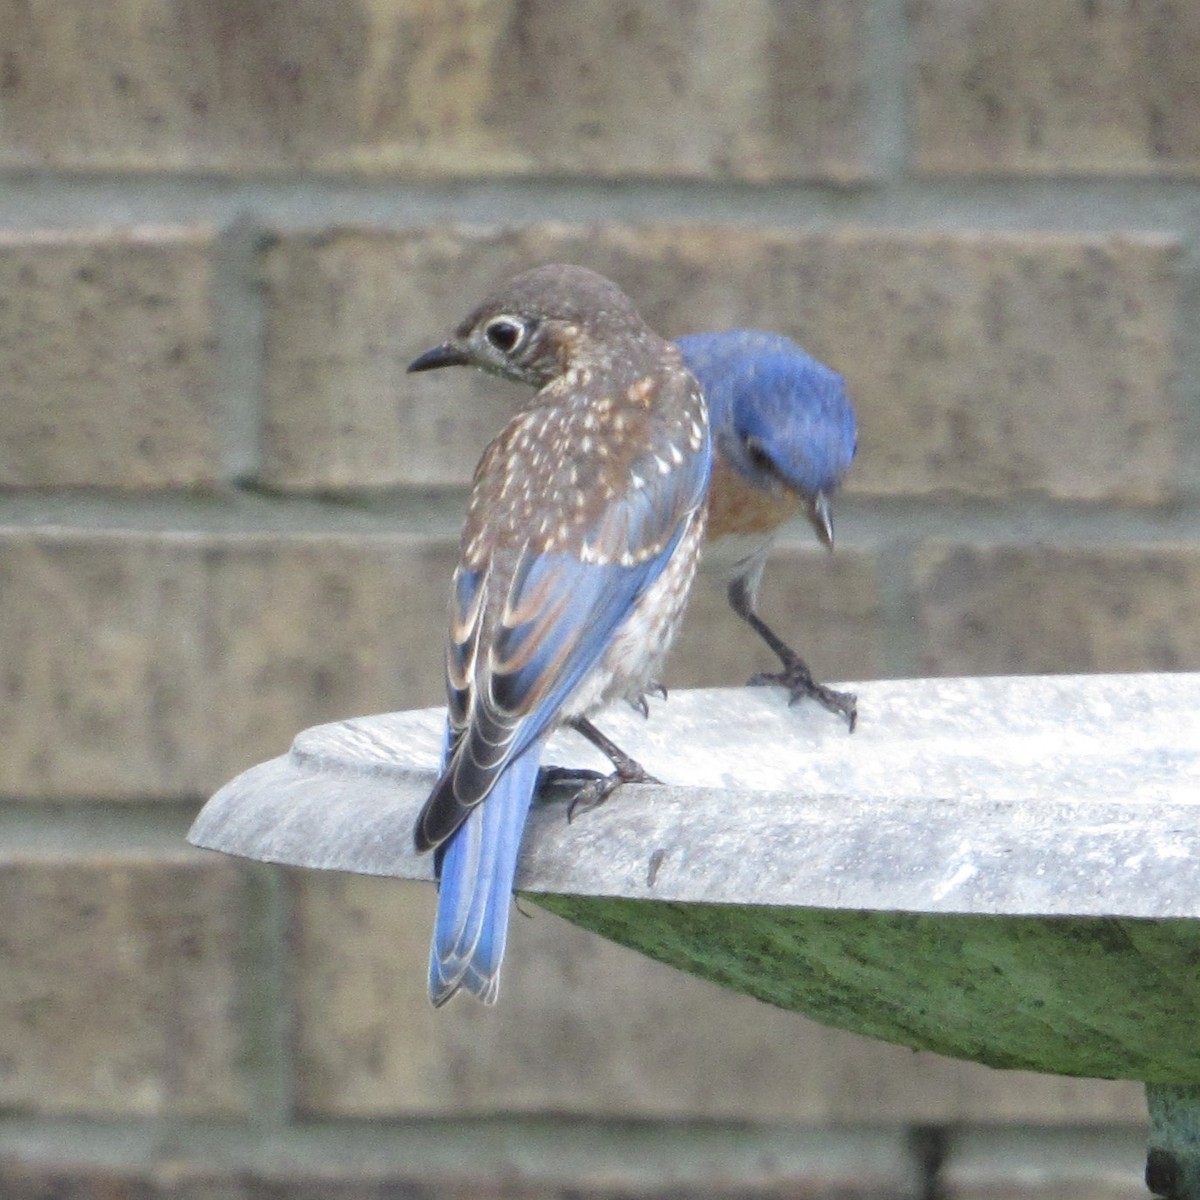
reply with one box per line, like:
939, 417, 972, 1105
408, 341, 470, 373
805, 491, 835, 551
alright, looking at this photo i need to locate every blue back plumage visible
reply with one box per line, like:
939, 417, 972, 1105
676, 331, 857, 497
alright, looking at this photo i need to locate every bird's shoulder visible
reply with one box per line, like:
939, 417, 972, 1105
460, 360, 707, 564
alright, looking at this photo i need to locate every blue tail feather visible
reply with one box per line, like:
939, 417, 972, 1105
428, 744, 542, 1006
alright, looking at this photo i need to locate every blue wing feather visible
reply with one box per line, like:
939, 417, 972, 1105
416, 427, 709, 853
429, 744, 540, 1006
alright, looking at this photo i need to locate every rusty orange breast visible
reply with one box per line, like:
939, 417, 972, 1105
706, 457, 801, 539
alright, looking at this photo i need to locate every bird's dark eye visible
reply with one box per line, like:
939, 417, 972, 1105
744, 437, 775, 475
484, 317, 524, 354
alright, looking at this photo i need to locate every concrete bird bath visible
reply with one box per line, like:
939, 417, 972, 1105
188, 673, 1200, 1198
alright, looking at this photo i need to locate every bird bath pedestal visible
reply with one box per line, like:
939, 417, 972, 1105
189, 674, 1200, 1198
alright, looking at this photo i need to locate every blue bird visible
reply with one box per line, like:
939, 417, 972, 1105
676, 331, 858, 730
408, 265, 711, 1005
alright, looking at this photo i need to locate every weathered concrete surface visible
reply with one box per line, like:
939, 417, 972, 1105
190, 674, 1200, 1082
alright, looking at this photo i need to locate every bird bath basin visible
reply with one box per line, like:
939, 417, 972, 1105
188, 673, 1200, 1198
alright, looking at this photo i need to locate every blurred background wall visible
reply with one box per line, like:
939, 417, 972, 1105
0, 2, 1196, 1197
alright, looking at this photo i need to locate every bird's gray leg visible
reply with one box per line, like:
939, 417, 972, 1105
728, 575, 858, 732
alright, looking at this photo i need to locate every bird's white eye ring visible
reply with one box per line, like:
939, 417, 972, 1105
484, 316, 525, 354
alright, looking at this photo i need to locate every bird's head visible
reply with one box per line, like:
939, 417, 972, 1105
676, 331, 857, 549
409, 263, 652, 388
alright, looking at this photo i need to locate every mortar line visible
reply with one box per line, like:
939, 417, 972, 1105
0, 174, 1198, 238
1170, 241, 1200, 495
867, 0, 915, 185
232, 863, 295, 1131
1, 489, 1198, 542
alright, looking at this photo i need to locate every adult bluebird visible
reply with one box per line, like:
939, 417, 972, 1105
408, 264, 711, 1006
676, 331, 858, 730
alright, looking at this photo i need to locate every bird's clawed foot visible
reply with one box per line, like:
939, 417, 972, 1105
535, 763, 662, 821
538, 715, 663, 821
749, 652, 858, 732
537, 765, 607, 792
628, 681, 668, 719
564, 757, 661, 822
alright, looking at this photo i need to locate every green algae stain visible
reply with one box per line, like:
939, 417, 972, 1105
530, 894, 1200, 1082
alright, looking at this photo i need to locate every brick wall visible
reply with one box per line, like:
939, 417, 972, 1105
2, 3, 1195, 1197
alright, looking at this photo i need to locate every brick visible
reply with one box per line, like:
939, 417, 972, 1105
0, 1163, 532, 1200
0, 1162, 552, 1200
0, 1164, 161, 1200
261, 226, 1178, 503
668, 541, 884, 690
0, 1, 870, 182
0, 528, 454, 800
915, 0, 1200, 176
477, 0, 871, 182
288, 873, 1146, 1124
0, 851, 254, 1116
914, 543, 1200, 677
261, 228, 530, 490
940, 1128, 1148, 1199
0, 1157, 913, 1200
0, 228, 218, 488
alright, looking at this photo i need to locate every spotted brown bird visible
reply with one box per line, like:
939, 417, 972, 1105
408, 264, 710, 1005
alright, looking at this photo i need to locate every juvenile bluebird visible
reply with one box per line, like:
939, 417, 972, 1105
675, 331, 858, 730
408, 264, 710, 1006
